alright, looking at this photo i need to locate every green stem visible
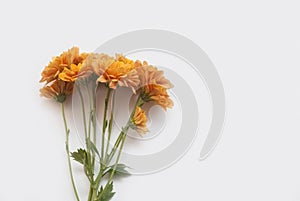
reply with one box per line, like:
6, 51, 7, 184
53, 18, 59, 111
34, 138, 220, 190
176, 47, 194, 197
101, 88, 111, 162
92, 94, 143, 200
98, 129, 127, 200
90, 164, 106, 201
92, 84, 97, 144
106, 130, 124, 163
85, 81, 97, 201
87, 186, 93, 201
104, 90, 116, 164
96, 95, 143, 200
90, 88, 112, 200
76, 85, 88, 142
77, 83, 94, 200
107, 95, 142, 163
61, 103, 81, 201
85, 82, 92, 172
86, 82, 92, 145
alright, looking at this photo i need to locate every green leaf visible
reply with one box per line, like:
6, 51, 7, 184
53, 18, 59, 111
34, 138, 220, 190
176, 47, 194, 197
70, 148, 87, 165
71, 148, 94, 180
97, 182, 115, 201
104, 163, 131, 177
89, 140, 101, 161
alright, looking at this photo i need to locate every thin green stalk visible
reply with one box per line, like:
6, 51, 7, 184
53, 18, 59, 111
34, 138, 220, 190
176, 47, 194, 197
92, 85, 97, 144
101, 88, 111, 162
91, 125, 128, 201
76, 85, 88, 141
104, 90, 116, 164
98, 130, 127, 200
96, 96, 143, 200
107, 95, 142, 163
85, 82, 93, 183
106, 130, 124, 163
82, 82, 93, 173
90, 88, 112, 200
87, 186, 93, 201
61, 103, 80, 201
89, 87, 99, 201
77, 83, 93, 200
86, 82, 92, 144
84, 81, 97, 201
92, 94, 143, 200
90, 82, 97, 173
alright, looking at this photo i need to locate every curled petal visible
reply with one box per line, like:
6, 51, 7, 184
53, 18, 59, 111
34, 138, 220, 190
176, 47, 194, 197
40, 47, 87, 83
79, 53, 115, 78
144, 85, 173, 110
136, 65, 173, 90
97, 54, 140, 91
59, 63, 82, 82
118, 69, 140, 93
40, 80, 73, 102
131, 106, 148, 135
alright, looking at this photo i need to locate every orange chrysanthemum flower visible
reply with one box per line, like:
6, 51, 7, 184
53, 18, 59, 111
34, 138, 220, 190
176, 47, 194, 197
97, 54, 140, 92
40, 80, 73, 103
40, 47, 87, 83
137, 65, 173, 89
136, 65, 174, 110
59, 63, 82, 82
131, 106, 148, 134
143, 84, 173, 110
79, 53, 115, 78
133, 60, 148, 68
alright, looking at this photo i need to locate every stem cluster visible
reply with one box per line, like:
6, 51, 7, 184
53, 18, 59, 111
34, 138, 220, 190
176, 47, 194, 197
61, 81, 143, 201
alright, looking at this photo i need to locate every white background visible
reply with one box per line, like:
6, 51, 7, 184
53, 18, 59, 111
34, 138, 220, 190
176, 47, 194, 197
0, 0, 300, 200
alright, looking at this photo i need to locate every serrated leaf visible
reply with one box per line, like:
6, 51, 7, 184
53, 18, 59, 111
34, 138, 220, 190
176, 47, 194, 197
104, 164, 131, 177
70, 148, 87, 165
96, 182, 115, 201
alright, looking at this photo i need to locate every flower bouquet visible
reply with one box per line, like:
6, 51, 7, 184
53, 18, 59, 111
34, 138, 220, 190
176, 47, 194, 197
39, 47, 173, 201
